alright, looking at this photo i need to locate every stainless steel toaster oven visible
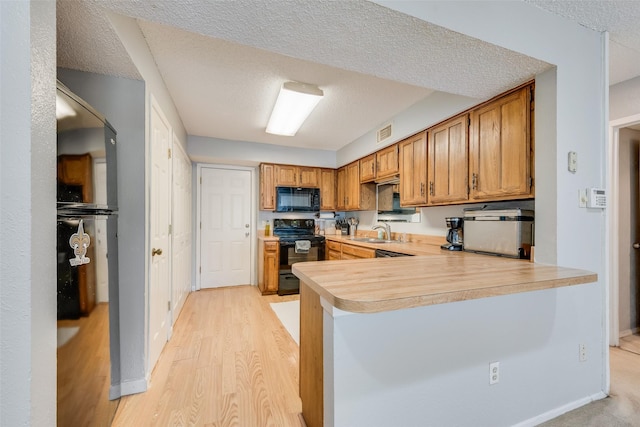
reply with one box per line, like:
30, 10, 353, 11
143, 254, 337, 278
463, 208, 534, 259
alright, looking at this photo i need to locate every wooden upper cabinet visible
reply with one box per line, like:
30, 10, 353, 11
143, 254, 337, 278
359, 154, 376, 183
336, 166, 347, 211
376, 143, 399, 180
298, 167, 319, 187
398, 131, 428, 206
259, 163, 276, 210
319, 168, 336, 211
274, 164, 298, 186
469, 85, 533, 201
428, 114, 469, 205
345, 161, 360, 209
57, 154, 94, 203
274, 164, 318, 187
336, 162, 374, 211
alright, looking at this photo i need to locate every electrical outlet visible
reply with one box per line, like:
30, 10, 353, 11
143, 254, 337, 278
579, 343, 587, 362
489, 361, 500, 385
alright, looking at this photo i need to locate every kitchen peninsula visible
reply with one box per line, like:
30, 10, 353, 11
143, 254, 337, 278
292, 253, 598, 427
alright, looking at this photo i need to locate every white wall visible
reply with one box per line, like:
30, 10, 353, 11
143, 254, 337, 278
188, 135, 336, 168
56, 69, 147, 395
0, 1, 57, 426
610, 76, 640, 121
326, 283, 603, 427
337, 90, 480, 166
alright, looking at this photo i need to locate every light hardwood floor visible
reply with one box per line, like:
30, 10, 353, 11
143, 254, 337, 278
111, 286, 303, 427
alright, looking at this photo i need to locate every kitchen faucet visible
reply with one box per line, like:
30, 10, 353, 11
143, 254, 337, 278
373, 222, 391, 240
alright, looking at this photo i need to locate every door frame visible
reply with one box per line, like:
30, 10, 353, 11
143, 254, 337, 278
195, 163, 257, 291
608, 113, 640, 348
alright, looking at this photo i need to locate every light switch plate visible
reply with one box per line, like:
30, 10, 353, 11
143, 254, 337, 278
568, 151, 577, 173
579, 189, 587, 208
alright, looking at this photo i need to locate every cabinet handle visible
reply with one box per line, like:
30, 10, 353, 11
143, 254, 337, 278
472, 173, 478, 190
152, 248, 163, 256
420, 182, 425, 196
429, 181, 434, 196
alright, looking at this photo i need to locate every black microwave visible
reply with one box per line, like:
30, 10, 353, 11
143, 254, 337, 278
276, 186, 320, 212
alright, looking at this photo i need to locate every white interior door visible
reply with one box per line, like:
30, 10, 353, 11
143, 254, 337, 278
200, 167, 251, 288
149, 99, 171, 370
171, 137, 192, 324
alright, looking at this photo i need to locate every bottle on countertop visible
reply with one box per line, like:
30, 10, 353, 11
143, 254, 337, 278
264, 221, 270, 236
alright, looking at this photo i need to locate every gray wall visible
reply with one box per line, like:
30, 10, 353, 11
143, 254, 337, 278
610, 76, 640, 121
57, 68, 147, 394
0, 1, 57, 425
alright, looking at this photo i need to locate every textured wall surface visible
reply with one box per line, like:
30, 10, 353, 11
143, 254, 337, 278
1, 1, 57, 426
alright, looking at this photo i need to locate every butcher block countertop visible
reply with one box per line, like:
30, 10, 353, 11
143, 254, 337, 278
292, 254, 597, 314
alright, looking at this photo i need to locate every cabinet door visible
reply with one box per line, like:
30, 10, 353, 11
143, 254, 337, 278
264, 242, 279, 294
274, 164, 298, 186
259, 241, 279, 295
319, 168, 336, 211
326, 240, 341, 260
57, 154, 94, 203
428, 114, 469, 205
346, 161, 360, 210
359, 154, 376, 183
336, 167, 347, 211
341, 243, 375, 259
298, 167, 319, 187
469, 86, 532, 201
259, 163, 276, 210
399, 131, 428, 206
376, 143, 399, 180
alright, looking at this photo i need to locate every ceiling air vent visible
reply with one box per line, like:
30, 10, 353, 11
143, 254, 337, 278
377, 123, 392, 143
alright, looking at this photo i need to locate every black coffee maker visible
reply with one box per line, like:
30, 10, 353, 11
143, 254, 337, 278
441, 217, 463, 251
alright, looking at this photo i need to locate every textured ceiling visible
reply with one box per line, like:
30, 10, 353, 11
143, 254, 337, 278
526, 0, 640, 85
56, 0, 640, 151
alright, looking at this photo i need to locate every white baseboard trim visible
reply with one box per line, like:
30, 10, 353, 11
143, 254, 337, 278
620, 327, 640, 338
118, 378, 148, 397
512, 391, 608, 427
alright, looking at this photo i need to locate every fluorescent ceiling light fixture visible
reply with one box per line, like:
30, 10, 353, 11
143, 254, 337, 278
266, 81, 324, 136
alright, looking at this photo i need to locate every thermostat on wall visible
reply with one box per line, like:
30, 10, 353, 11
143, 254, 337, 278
587, 188, 606, 208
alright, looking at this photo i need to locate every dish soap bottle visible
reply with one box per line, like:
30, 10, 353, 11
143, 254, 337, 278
264, 221, 270, 236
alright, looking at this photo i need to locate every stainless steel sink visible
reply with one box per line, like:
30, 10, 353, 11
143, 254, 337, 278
350, 237, 400, 244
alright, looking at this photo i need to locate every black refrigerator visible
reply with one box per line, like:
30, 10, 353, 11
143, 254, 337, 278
56, 80, 121, 425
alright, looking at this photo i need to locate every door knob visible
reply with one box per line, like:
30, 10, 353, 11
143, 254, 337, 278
152, 248, 163, 256
245, 232, 250, 237
633, 243, 640, 249
245, 224, 250, 228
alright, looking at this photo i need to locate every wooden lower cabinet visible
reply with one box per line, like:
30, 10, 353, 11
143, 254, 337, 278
326, 240, 341, 260
340, 243, 376, 259
325, 240, 376, 260
258, 240, 279, 295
